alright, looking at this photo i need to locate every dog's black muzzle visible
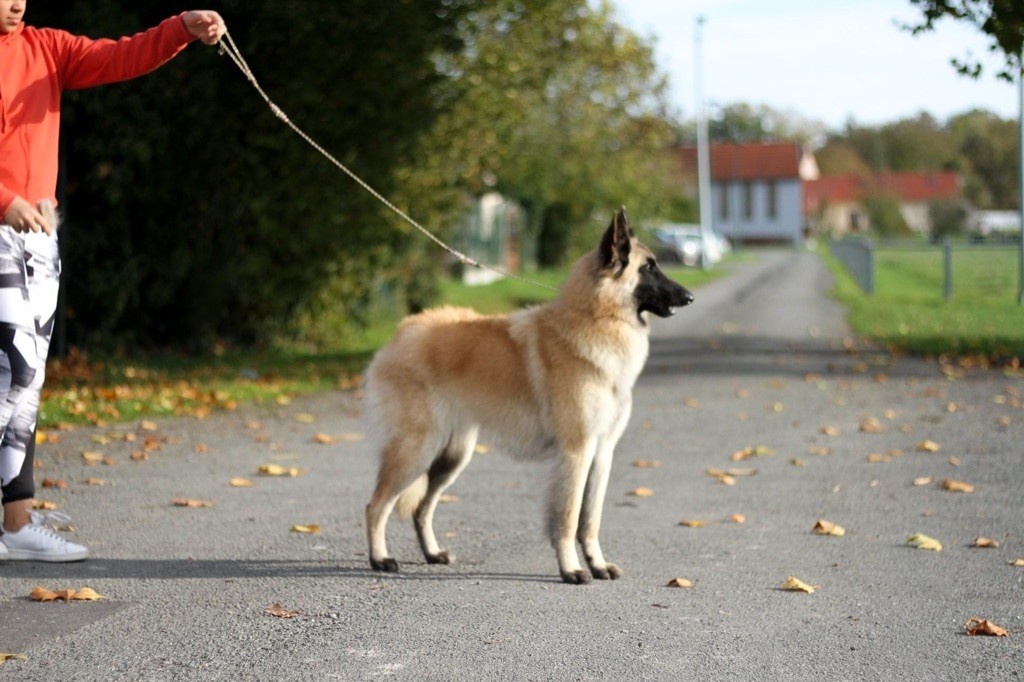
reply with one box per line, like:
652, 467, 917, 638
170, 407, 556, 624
635, 265, 695, 321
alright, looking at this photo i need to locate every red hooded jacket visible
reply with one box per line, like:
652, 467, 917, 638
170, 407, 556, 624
0, 14, 196, 216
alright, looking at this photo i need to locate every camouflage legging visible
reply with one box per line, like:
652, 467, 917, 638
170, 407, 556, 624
0, 225, 59, 503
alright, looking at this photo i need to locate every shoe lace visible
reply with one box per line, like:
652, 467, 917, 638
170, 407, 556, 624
28, 511, 74, 540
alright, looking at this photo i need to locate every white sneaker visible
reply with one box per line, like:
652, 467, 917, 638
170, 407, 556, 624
1, 511, 89, 562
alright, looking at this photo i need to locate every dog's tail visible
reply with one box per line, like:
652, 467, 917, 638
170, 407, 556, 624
395, 474, 428, 520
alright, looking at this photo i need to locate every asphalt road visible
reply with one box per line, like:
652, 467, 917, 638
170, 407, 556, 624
2, 249, 1022, 681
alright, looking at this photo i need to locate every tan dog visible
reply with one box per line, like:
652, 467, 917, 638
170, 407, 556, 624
363, 208, 694, 584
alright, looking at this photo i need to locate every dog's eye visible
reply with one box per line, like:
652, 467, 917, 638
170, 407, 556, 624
643, 260, 656, 272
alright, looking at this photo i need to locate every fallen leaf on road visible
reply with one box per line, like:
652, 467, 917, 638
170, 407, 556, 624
860, 417, 885, 433
913, 477, 933, 486
130, 451, 148, 462
963, 618, 1008, 637
666, 578, 694, 588
907, 533, 943, 551
731, 514, 746, 524
290, 524, 320, 534
820, 426, 841, 436
41, 478, 67, 489
32, 500, 57, 510
473, 444, 490, 454
705, 469, 736, 485
244, 421, 262, 430
767, 402, 784, 413
812, 520, 846, 537
81, 451, 104, 465
726, 467, 758, 477
780, 576, 815, 593
30, 586, 105, 601
1009, 559, 1024, 567
789, 458, 807, 467
293, 413, 316, 424
172, 498, 215, 508
275, 395, 292, 406
140, 420, 157, 431
264, 603, 300, 619
258, 464, 306, 478
684, 398, 700, 408
68, 587, 104, 601
808, 446, 831, 456
82, 478, 105, 486
627, 487, 655, 497
678, 520, 705, 527
866, 453, 893, 463
973, 537, 1000, 548
730, 445, 775, 461
916, 440, 941, 452
940, 479, 974, 493
193, 443, 209, 453
230, 478, 254, 487
948, 456, 960, 466
0, 653, 27, 665
312, 432, 336, 444
632, 460, 662, 468
438, 494, 460, 504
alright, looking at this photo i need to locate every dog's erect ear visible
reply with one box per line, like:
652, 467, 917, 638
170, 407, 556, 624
599, 206, 632, 270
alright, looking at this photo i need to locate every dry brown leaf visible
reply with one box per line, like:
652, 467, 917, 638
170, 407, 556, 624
83, 478, 105, 486
907, 533, 943, 551
290, 524, 320, 534
172, 498, 215, 508
866, 453, 893, 463
438, 494, 460, 504
30, 586, 59, 602
973, 537, 1000, 549
70, 587, 105, 601
41, 478, 67, 489
81, 451, 103, 465
140, 420, 158, 431
812, 520, 846, 537
963, 618, 1008, 637
632, 460, 662, 468
666, 577, 694, 588
780, 576, 815, 593
916, 440, 941, 452
684, 398, 700, 408
730, 445, 775, 461
859, 417, 885, 433
30, 586, 104, 602
996, 415, 1012, 426
130, 451, 148, 462
789, 458, 807, 467
731, 513, 746, 524
948, 456, 961, 466
678, 520, 705, 528
820, 426, 840, 436
0, 653, 28, 664
244, 420, 262, 430
473, 443, 490, 454
293, 413, 316, 424
32, 500, 57, 511
264, 603, 300, 619
193, 443, 209, 453
913, 477, 933, 486
229, 477, 254, 488
726, 467, 758, 477
312, 432, 336, 444
705, 469, 736, 485
940, 479, 975, 493
275, 395, 292, 406
767, 402, 784, 413
1009, 558, 1024, 567
627, 487, 655, 497
808, 446, 832, 456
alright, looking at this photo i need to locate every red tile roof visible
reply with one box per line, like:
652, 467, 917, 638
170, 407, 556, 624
677, 142, 804, 181
804, 172, 961, 213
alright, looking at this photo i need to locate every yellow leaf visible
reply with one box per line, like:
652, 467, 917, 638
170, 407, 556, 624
666, 577, 694, 588
789, 458, 807, 467
820, 426, 840, 436
290, 524, 321, 534
294, 413, 316, 423
193, 443, 209, 453
678, 520, 705, 528
140, 420, 157, 431
257, 464, 305, 477
907, 533, 943, 551
130, 451, 149, 462
32, 500, 57, 511
973, 537, 1000, 548
230, 477, 254, 487
312, 432, 336, 444
730, 513, 746, 524
684, 398, 700, 408
627, 487, 654, 497
859, 417, 885, 433
70, 587, 105, 601
275, 395, 292, 406
0, 653, 28, 664
81, 451, 104, 465
808, 446, 831, 456
866, 453, 893, 463
1009, 558, 1024, 567
83, 478, 106, 486
913, 477, 933, 486
916, 440, 941, 452
632, 460, 662, 468
438, 494, 460, 504
473, 443, 489, 454
90, 435, 111, 445
767, 402, 784, 413
264, 603, 300, 619
963, 618, 1008, 637
940, 478, 974, 493
780, 576, 815, 593
172, 498, 215, 508
812, 520, 846, 537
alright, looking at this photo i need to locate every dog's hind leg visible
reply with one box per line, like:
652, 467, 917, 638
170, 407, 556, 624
413, 425, 478, 566
366, 430, 442, 573
547, 436, 599, 585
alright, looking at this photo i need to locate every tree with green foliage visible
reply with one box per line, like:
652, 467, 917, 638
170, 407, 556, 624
863, 193, 912, 237
904, 0, 1024, 80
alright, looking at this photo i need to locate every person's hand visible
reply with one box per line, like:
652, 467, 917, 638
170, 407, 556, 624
182, 10, 226, 45
3, 197, 52, 236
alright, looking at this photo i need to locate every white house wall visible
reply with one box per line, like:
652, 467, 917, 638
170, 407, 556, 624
711, 179, 803, 244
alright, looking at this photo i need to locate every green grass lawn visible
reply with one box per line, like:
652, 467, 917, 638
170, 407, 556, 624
40, 260, 732, 428
825, 244, 1024, 360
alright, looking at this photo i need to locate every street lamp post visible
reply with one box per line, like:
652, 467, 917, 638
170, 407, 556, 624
694, 16, 713, 271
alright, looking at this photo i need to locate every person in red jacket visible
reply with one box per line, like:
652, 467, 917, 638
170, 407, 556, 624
0, 1, 225, 561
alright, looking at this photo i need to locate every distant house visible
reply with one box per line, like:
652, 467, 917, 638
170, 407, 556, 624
803, 171, 962, 236
454, 192, 529, 285
677, 142, 820, 245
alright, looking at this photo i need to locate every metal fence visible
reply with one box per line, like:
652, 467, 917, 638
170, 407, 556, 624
829, 237, 874, 294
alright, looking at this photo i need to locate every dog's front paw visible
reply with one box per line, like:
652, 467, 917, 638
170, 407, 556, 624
590, 563, 623, 580
426, 549, 455, 565
560, 569, 593, 585
370, 557, 400, 572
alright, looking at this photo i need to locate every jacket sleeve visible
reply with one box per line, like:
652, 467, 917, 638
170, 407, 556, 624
57, 14, 197, 91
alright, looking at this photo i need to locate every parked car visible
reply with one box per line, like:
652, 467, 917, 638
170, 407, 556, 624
652, 224, 730, 267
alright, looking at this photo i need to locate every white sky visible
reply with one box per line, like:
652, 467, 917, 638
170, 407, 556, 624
612, 0, 1019, 130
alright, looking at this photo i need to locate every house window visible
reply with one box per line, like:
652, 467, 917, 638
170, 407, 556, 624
719, 184, 729, 220
766, 180, 777, 220
743, 181, 753, 220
